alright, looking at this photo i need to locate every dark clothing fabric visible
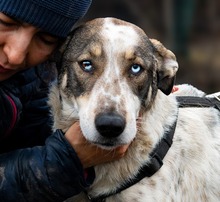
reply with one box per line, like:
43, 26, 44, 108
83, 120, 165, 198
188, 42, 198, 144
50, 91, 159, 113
0, 64, 55, 152
0, 130, 94, 202
0, 64, 94, 201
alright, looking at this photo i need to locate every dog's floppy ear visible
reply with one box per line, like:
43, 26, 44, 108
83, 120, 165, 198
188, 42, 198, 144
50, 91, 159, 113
48, 34, 73, 73
150, 39, 178, 95
50, 27, 82, 66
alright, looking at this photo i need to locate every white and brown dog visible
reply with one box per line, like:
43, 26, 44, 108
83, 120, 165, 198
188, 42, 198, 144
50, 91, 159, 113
49, 18, 220, 202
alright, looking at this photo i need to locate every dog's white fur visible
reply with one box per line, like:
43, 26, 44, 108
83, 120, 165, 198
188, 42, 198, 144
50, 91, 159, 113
173, 84, 206, 97
49, 18, 220, 201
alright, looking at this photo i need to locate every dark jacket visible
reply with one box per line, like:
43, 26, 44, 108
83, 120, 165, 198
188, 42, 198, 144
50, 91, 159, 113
0, 63, 56, 151
0, 64, 94, 201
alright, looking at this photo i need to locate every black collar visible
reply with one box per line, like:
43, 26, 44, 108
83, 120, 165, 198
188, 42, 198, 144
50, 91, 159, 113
87, 114, 178, 202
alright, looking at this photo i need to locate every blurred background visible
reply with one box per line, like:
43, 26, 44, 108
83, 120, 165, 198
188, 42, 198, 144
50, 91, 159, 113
81, 0, 220, 94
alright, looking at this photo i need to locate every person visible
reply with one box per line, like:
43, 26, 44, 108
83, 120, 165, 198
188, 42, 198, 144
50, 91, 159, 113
0, 0, 129, 201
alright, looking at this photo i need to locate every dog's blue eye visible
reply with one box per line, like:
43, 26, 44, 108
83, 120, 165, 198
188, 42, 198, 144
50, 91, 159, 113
80, 60, 93, 73
130, 64, 143, 75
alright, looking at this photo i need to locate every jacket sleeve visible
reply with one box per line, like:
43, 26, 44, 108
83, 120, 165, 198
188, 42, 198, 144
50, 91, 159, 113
0, 88, 21, 137
0, 130, 95, 202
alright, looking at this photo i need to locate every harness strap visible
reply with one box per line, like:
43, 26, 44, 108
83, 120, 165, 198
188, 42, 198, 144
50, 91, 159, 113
176, 95, 220, 110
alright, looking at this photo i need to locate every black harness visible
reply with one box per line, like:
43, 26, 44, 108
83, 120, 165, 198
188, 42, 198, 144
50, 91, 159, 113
176, 95, 220, 110
87, 94, 220, 202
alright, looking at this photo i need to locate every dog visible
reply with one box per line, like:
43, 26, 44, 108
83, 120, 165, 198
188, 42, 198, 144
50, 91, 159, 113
48, 17, 220, 201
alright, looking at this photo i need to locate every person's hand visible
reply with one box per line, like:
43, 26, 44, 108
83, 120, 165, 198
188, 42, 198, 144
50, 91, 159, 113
65, 122, 130, 168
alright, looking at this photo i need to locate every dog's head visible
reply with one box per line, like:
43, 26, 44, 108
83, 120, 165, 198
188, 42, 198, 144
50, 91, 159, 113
56, 17, 178, 149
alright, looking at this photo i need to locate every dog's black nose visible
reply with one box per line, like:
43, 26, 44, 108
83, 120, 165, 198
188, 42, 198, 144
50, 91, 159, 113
95, 112, 126, 138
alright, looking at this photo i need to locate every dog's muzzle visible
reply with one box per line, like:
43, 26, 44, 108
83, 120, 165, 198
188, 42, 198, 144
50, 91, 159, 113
95, 112, 126, 138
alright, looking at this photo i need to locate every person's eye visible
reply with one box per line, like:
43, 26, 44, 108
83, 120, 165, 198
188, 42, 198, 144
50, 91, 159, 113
0, 19, 16, 27
130, 64, 143, 76
0, 14, 21, 30
79, 60, 94, 73
37, 33, 59, 46
38, 36, 59, 45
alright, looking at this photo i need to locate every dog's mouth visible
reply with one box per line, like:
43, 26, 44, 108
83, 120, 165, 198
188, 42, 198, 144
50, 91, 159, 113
91, 140, 120, 149
90, 136, 132, 149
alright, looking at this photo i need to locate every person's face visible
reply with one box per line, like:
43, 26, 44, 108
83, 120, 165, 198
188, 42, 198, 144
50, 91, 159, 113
0, 12, 60, 81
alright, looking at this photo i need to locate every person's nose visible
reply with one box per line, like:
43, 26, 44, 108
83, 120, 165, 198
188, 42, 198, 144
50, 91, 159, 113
3, 31, 32, 66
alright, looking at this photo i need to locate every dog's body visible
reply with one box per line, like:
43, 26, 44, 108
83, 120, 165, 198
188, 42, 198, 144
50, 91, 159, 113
49, 18, 220, 201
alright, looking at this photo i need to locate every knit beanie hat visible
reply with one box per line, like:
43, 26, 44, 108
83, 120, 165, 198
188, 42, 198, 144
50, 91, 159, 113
0, 0, 92, 38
